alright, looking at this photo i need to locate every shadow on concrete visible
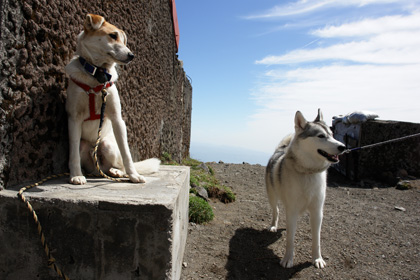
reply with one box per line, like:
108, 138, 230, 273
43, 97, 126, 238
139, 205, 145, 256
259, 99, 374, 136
226, 227, 311, 280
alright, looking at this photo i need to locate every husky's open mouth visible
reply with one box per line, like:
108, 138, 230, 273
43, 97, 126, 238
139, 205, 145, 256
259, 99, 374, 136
317, 149, 339, 163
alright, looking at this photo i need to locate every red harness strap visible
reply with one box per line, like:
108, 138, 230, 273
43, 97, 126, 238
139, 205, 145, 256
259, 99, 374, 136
87, 93, 101, 121
71, 78, 114, 121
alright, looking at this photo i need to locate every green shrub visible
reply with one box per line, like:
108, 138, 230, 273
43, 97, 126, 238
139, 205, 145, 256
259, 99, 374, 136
161, 152, 172, 163
189, 187, 198, 195
208, 166, 214, 176
222, 185, 236, 202
162, 156, 235, 223
189, 164, 236, 204
190, 175, 199, 187
206, 184, 236, 203
190, 169, 218, 186
182, 157, 202, 168
189, 196, 214, 224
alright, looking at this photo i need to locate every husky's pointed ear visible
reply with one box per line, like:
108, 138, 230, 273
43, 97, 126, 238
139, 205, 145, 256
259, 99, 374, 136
314, 108, 323, 122
295, 111, 307, 131
84, 14, 105, 32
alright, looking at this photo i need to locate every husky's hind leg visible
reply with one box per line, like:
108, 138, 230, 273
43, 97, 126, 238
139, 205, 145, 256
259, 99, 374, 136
269, 205, 279, 232
266, 181, 279, 232
268, 199, 279, 232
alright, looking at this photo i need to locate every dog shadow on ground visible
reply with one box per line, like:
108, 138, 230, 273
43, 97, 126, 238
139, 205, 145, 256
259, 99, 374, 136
225, 227, 311, 280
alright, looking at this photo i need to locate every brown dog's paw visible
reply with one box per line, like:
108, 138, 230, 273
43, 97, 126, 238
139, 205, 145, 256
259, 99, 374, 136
129, 173, 146, 183
70, 176, 87, 185
109, 168, 125, 178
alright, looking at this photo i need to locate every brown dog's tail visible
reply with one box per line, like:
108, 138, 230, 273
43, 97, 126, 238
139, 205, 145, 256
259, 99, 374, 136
134, 158, 161, 174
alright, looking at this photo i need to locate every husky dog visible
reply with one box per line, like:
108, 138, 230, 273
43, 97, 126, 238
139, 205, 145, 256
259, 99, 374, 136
265, 109, 345, 268
65, 14, 159, 185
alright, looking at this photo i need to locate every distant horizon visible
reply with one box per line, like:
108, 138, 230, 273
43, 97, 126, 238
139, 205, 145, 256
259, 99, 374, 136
189, 114, 420, 166
190, 142, 271, 166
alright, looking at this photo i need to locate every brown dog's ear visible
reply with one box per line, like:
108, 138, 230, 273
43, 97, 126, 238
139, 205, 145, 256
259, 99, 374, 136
120, 30, 127, 45
84, 14, 105, 32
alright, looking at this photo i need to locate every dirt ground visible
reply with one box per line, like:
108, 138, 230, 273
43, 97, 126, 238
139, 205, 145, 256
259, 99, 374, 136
181, 163, 420, 280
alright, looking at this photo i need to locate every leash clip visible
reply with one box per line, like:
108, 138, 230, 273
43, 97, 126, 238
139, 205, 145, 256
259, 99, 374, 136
101, 88, 108, 101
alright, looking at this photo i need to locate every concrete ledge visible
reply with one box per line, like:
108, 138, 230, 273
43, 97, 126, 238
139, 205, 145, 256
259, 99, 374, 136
0, 165, 189, 280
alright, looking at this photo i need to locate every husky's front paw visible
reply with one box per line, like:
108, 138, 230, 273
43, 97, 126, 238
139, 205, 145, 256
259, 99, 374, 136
280, 256, 294, 268
70, 176, 87, 185
129, 173, 146, 183
268, 226, 277, 232
313, 257, 326, 268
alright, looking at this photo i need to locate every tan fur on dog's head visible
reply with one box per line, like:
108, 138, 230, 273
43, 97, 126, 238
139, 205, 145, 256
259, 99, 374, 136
76, 14, 133, 68
84, 14, 105, 32
83, 14, 127, 45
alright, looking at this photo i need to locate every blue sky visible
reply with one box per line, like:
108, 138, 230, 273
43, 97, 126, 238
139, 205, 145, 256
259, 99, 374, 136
176, 0, 420, 164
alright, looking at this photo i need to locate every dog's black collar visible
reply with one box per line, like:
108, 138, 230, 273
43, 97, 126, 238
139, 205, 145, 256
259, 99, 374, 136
78, 57, 112, 84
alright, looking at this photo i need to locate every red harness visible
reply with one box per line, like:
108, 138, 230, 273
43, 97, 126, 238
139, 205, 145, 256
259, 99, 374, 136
71, 78, 114, 121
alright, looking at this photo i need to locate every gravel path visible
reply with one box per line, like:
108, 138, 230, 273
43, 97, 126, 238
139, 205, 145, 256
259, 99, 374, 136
181, 163, 420, 280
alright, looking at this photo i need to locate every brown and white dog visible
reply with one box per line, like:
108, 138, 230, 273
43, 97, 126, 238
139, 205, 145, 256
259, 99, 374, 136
65, 14, 159, 185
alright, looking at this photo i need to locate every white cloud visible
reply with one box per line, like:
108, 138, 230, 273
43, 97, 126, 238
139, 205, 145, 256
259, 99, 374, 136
256, 12, 420, 65
256, 31, 420, 65
248, 63, 420, 153
312, 13, 420, 37
245, 0, 401, 19
249, 12, 420, 154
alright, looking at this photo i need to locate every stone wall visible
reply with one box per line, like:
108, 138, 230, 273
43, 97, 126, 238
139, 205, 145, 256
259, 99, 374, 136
0, 0, 192, 188
333, 120, 420, 181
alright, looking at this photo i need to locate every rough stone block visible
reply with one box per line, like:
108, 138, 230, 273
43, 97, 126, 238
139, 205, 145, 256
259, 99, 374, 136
0, 165, 189, 280
333, 120, 420, 180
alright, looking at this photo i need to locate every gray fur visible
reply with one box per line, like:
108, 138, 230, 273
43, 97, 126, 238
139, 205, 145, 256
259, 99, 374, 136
267, 149, 285, 186
298, 121, 331, 139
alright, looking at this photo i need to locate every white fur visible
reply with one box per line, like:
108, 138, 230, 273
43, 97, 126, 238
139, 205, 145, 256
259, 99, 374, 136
265, 109, 345, 268
65, 14, 160, 185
